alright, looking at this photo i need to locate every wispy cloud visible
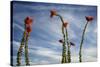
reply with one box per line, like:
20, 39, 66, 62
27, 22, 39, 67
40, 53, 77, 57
13, 23, 24, 31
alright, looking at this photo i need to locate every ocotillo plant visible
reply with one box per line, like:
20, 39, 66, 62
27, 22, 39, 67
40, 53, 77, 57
16, 16, 33, 66
79, 16, 94, 62
24, 16, 33, 65
50, 9, 71, 63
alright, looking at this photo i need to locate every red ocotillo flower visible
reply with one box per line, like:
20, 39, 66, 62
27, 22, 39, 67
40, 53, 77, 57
24, 16, 33, 33
26, 26, 32, 33
25, 16, 33, 25
50, 9, 57, 18
63, 22, 68, 28
85, 16, 94, 22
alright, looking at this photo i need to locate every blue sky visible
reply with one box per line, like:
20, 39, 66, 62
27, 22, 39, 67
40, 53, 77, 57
11, 1, 97, 66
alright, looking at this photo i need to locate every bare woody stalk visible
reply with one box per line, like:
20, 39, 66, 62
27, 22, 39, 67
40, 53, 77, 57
25, 32, 30, 65
79, 16, 94, 62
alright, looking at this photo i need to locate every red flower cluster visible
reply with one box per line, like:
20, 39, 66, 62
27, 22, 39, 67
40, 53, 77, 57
50, 9, 57, 18
24, 16, 33, 33
26, 26, 32, 33
85, 16, 94, 22
25, 16, 33, 25
63, 22, 68, 28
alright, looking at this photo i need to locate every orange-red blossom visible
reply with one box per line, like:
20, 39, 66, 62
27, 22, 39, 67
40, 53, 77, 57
85, 16, 94, 22
50, 9, 57, 18
24, 16, 33, 33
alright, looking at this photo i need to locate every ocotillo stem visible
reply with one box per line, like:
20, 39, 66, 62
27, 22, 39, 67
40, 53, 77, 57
57, 15, 67, 63
79, 21, 88, 62
66, 29, 71, 63
16, 31, 26, 66
25, 32, 30, 65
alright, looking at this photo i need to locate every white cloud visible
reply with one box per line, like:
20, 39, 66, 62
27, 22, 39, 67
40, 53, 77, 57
93, 27, 97, 34
71, 47, 97, 63
29, 46, 61, 60
12, 41, 20, 49
13, 23, 24, 31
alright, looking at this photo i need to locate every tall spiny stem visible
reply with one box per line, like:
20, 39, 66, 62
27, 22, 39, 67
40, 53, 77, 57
16, 31, 26, 66
25, 33, 30, 65
66, 29, 71, 63
57, 15, 67, 63
79, 22, 88, 62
